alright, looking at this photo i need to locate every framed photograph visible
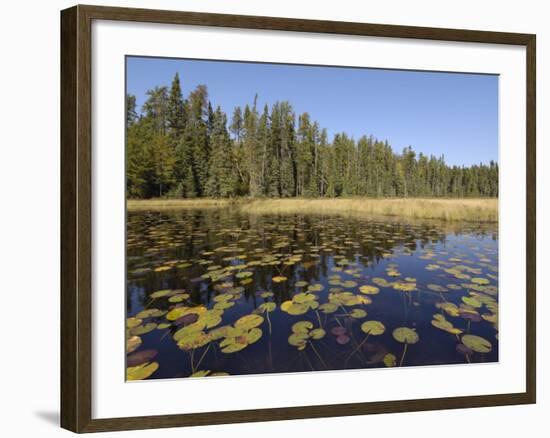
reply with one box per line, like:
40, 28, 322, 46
60, 4, 536, 433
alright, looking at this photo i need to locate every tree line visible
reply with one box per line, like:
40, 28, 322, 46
126, 73, 498, 199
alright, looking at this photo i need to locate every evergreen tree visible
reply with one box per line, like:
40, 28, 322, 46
126, 94, 138, 127
205, 107, 238, 197
167, 72, 186, 139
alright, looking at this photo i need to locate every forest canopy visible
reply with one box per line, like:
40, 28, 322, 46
126, 73, 498, 199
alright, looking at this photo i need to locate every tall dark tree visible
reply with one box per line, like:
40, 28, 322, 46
167, 72, 186, 139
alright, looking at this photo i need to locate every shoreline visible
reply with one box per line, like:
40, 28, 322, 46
127, 197, 498, 223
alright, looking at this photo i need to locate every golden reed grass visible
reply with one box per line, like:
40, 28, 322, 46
127, 197, 498, 223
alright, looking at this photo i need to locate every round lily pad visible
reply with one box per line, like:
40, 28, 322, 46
361, 320, 386, 336
309, 328, 326, 340
359, 285, 380, 295
319, 303, 338, 314
383, 353, 397, 367
350, 308, 368, 319
288, 333, 308, 350
392, 327, 419, 344
126, 317, 142, 329
292, 321, 314, 334
235, 314, 264, 330
130, 322, 157, 336
258, 302, 276, 313
462, 334, 492, 353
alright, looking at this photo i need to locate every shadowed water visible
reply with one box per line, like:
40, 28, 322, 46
126, 209, 499, 380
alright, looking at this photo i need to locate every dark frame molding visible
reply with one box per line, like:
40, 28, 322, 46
60, 4, 536, 433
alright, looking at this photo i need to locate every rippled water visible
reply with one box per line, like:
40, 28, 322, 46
126, 209, 499, 380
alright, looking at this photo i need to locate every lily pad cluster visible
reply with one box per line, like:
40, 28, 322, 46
126, 210, 499, 379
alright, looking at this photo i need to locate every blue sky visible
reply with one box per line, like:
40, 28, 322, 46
126, 57, 498, 166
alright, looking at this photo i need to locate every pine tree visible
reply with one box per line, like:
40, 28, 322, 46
126, 94, 138, 127
205, 107, 238, 197
142, 86, 168, 134
167, 72, 186, 139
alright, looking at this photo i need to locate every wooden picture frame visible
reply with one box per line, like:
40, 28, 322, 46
61, 4, 536, 433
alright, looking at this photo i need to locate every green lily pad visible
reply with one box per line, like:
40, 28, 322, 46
234, 314, 264, 330
190, 370, 211, 377
383, 353, 397, 367
462, 334, 492, 353
359, 285, 380, 295
126, 335, 142, 354
292, 321, 314, 334
361, 320, 386, 335
126, 362, 159, 381
392, 327, 419, 344
431, 314, 462, 335
471, 277, 490, 285
319, 303, 338, 314
126, 317, 142, 329
130, 322, 157, 335
149, 289, 172, 299
258, 302, 276, 313
288, 333, 308, 350
350, 308, 367, 319
309, 328, 326, 340
462, 296, 482, 308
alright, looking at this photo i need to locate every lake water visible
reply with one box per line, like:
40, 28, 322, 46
126, 209, 499, 380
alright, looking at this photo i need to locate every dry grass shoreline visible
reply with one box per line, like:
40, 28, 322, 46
127, 197, 498, 223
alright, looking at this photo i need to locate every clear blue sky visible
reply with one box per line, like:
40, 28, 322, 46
126, 56, 498, 166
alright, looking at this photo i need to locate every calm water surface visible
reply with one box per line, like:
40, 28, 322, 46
126, 209, 499, 380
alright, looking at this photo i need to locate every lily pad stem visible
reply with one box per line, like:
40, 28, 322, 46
309, 341, 328, 369
266, 311, 272, 335
315, 310, 323, 328
345, 334, 370, 366
399, 343, 409, 367
190, 349, 195, 373
194, 343, 211, 371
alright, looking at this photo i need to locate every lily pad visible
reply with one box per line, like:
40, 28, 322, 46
462, 334, 492, 353
350, 308, 368, 319
359, 285, 380, 295
126, 317, 142, 329
126, 362, 159, 381
309, 328, 326, 340
292, 321, 314, 334
361, 320, 386, 336
235, 314, 264, 330
383, 353, 397, 367
392, 327, 419, 344
126, 335, 142, 354
258, 302, 276, 313
127, 349, 158, 367
130, 322, 157, 335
